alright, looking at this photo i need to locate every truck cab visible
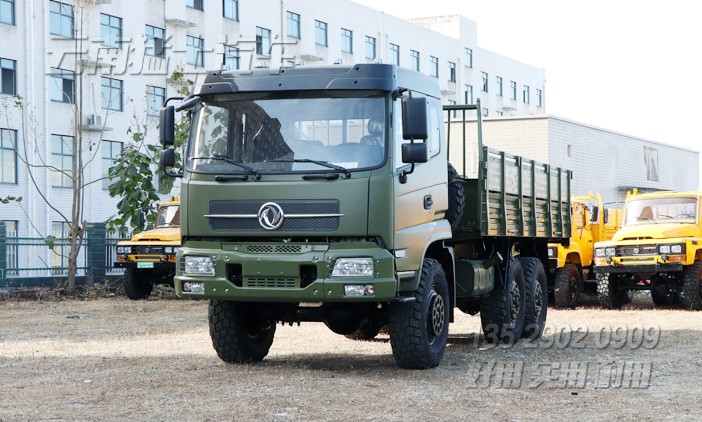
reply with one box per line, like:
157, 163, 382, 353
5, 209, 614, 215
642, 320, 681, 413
593, 190, 702, 309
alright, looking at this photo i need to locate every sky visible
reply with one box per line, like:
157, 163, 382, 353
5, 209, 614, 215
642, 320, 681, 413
352, 0, 702, 185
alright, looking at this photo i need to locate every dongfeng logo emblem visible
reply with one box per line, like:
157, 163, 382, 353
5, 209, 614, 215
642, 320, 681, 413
258, 202, 284, 230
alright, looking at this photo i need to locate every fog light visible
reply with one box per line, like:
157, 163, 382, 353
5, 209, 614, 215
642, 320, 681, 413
344, 284, 375, 296
183, 282, 205, 294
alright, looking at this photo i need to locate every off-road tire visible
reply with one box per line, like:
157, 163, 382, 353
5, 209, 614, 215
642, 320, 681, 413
209, 300, 276, 363
389, 258, 449, 369
596, 273, 626, 309
682, 262, 702, 310
480, 257, 526, 344
651, 288, 675, 306
553, 263, 580, 309
520, 257, 548, 339
123, 268, 153, 300
446, 163, 465, 232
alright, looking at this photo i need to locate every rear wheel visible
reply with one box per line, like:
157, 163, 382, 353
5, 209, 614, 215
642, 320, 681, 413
682, 263, 702, 310
123, 268, 153, 300
553, 263, 580, 308
596, 273, 626, 309
209, 300, 276, 363
520, 257, 548, 339
480, 257, 526, 344
389, 258, 449, 369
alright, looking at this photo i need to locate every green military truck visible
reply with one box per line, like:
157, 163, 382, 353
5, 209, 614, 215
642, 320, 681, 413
159, 64, 571, 369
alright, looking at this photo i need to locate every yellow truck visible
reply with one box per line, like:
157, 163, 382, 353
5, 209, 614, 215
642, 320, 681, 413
593, 190, 702, 309
114, 197, 181, 300
549, 193, 622, 308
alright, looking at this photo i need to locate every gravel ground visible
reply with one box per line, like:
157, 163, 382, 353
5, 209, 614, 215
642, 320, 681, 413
1, 293, 702, 421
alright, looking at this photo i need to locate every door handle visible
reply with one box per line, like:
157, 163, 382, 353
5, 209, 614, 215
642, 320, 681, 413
424, 195, 433, 210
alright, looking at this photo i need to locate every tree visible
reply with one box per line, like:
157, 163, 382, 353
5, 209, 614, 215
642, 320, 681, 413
107, 68, 192, 233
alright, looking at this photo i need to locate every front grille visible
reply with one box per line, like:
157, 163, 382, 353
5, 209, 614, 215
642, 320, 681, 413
208, 199, 340, 232
135, 246, 164, 254
246, 245, 303, 254
618, 245, 657, 256
246, 277, 297, 288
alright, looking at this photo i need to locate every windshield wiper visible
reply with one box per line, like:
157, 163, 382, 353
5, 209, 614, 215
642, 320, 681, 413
190, 156, 261, 180
267, 159, 351, 179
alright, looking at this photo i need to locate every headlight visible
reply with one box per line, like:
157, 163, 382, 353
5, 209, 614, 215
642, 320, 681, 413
184, 256, 215, 275
659, 245, 671, 254
173, 247, 181, 254
164, 247, 173, 254
605, 247, 616, 257
595, 248, 605, 258
117, 246, 131, 254
671, 244, 684, 254
547, 247, 557, 258
332, 258, 374, 277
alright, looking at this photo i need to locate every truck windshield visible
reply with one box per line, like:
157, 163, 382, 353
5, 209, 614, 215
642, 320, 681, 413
155, 205, 180, 228
624, 196, 698, 225
186, 91, 387, 174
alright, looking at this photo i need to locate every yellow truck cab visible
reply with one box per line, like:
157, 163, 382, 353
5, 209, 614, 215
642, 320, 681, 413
549, 193, 621, 307
593, 190, 702, 309
114, 197, 181, 299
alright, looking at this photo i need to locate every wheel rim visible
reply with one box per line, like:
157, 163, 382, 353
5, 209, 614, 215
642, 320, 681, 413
510, 279, 521, 323
427, 289, 445, 343
534, 281, 544, 319
569, 274, 578, 302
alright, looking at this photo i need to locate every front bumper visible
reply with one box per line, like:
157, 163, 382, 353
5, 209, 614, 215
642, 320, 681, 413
593, 263, 684, 274
175, 241, 397, 302
114, 261, 176, 270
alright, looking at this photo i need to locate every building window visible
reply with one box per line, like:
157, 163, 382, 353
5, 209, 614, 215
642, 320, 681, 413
447, 100, 457, 118
223, 45, 240, 70
50, 1, 73, 38
3, 220, 17, 274
429, 56, 438, 78
495, 111, 503, 116
464, 85, 473, 104
0, 128, 17, 184
644, 146, 659, 181
482, 107, 488, 117
223, 0, 238, 20
341, 28, 353, 53
567, 144, 572, 158
51, 221, 70, 271
0, 0, 15, 25
523, 85, 530, 104
256, 27, 271, 56
410, 50, 420, 71
448, 61, 456, 82
389, 44, 400, 66
315, 20, 327, 46
102, 140, 123, 190
481, 72, 488, 92
101, 76, 123, 111
0, 58, 16, 95
464, 47, 472, 68
100, 13, 122, 49
536, 89, 543, 107
510, 81, 517, 100
364, 36, 376, 60
495, 76, 503, 97
145, 25, 165, 58
51, 134, 73, 188
187, 35, 204, 67
50, 68, 75, 104
286, 11, 300, 39
186, 0, 203, 11
146, 85, 165, 117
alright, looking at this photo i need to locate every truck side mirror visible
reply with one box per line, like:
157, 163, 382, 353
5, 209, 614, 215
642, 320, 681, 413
159, 105, 175, 147
590, 206, 599, 223
402, 142, 428, 164
602, 208, 609, 224
401, 97, 428, 140
160, 148, 175, 169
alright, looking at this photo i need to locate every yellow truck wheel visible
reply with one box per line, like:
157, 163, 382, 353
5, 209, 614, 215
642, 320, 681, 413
123, 268, 153, 300
682, 262, 702, 310
596, 273, 626, 309
554, 264, 580, 309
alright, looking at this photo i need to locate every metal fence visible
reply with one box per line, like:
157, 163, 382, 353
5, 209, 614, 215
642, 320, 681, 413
0, 222, 129, 289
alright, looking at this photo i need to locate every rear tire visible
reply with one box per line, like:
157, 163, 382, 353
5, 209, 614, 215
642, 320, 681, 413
123, 268, 153, 300
480, 257, 526, 344
682, 263, 702, 310
596, 273, 626, 309
520, 257, 548, 339
445, 163, 465, 232
553, 263, 580, 308
389, 258, 449, 369
209, 300, 276, 363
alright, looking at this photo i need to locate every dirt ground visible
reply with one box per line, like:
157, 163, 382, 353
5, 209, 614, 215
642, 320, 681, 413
1, 292, 702, 421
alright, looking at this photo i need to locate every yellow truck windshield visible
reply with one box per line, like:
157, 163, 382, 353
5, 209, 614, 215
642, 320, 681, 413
156, 205, 180, 228
624, 196, 697, 225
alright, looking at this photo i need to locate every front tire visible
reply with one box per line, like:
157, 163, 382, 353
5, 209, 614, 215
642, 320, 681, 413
389, 258, 449, 369
123, 268, 153, 300
480, 257, 526, 344
520, 257, 548, 339
682, 263, 702, 310
596, 273, 626, 309
209, 300, 276, 363
553, 263, 580, 308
